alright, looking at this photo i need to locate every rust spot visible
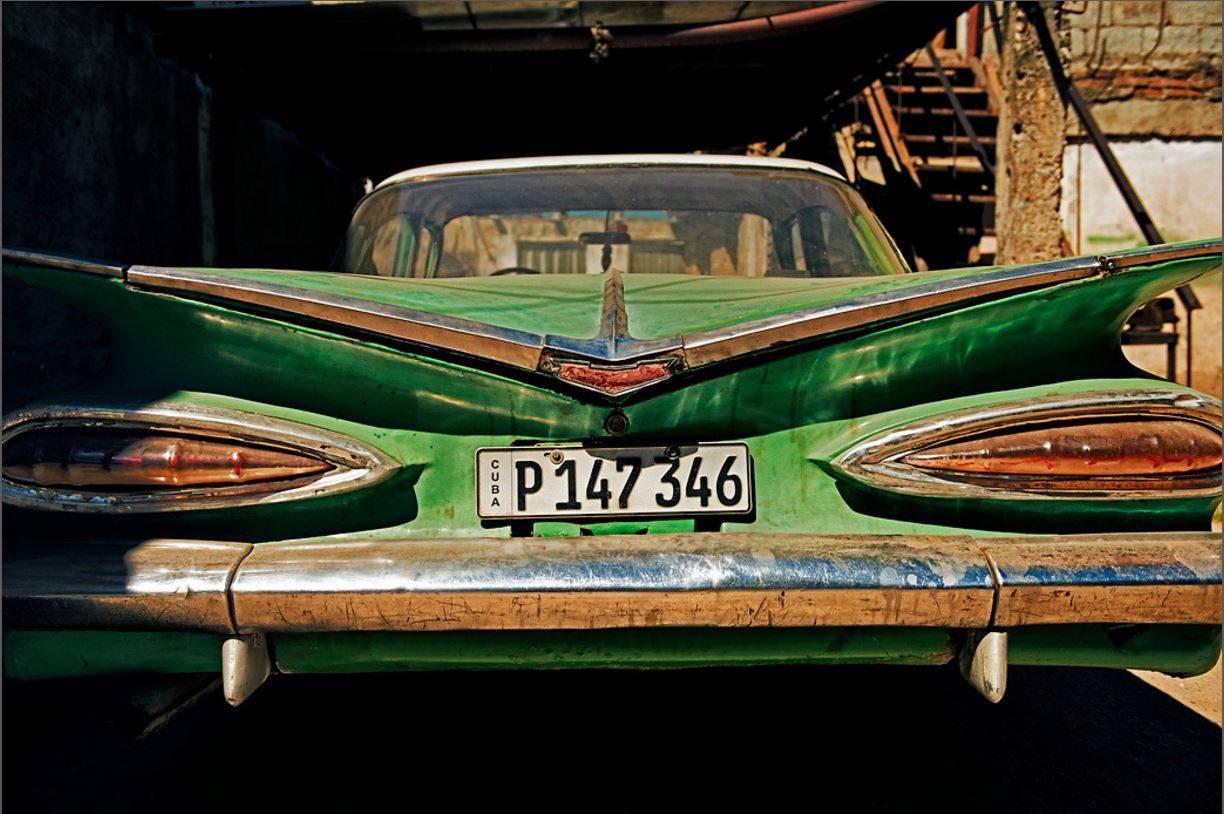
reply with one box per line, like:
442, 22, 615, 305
556, 362, 672, 394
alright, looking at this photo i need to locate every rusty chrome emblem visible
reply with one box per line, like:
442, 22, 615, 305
554, 359, 674, 396
540, 270, 681, 396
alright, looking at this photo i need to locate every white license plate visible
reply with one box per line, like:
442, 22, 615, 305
475, 443, 753, 520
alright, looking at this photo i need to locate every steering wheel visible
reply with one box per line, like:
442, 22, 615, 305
490, 267, 541, 276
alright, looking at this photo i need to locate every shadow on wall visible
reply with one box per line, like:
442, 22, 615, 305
2, 2, 362, 411
1, 2, 358, 270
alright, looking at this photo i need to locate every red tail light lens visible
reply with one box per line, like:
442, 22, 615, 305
2, 403, 400, 514
904, 420, 1222, 481
830, 390, 1223, 500
3, 430, 331, 489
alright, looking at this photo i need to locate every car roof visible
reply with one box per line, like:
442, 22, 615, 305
375, 154, 847, 190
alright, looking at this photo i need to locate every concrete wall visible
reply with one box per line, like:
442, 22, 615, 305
1062, 140, 1222, 252
1062, 0, 1222, 397
995, 3, 1070, 265
1062, 140, 1222, 395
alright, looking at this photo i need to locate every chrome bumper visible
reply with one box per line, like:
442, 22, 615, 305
5, 532, 1220, 634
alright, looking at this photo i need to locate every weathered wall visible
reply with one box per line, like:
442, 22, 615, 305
1062, 140, 1222, 394
1062, 0, 1222, 396
994, 3, 1070, 264
1067, 0, 1221, 138
1062, 139, 1222, 252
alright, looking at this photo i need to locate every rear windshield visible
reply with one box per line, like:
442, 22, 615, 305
339, 166, 908, 279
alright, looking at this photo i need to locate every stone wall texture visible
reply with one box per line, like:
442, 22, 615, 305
995, 3, 1070, 264
1068, 0, 1221, 136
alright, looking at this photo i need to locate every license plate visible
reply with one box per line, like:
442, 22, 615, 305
475, 443, 753, 520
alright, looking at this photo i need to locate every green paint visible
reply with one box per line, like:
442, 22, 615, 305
3, 631, 223, 679
6, 252, 1215, 444
807, 377, 1220, 532
271, 628, 957, 672
8, 626, 1213, 678
159, 266, 607, 339
1009, 624, 1222, 676
3, 250, 1218, 543
621, 264, 988, 339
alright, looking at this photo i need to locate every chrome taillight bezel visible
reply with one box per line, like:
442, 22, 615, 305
830, 390, 1223, 501
1, 402, 398, 513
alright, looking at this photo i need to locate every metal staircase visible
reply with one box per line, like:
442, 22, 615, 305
832, 48, 999, 269
825, 3, 1197, 385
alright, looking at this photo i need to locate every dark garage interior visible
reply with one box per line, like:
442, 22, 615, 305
2, 1, 965, 271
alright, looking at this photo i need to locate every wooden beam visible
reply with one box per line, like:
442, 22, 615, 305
833, 125, 858, 183
861, 87, 901, 175
867, 80, 922, 187
965, 3, 982, 59
973, 54, 1004, 114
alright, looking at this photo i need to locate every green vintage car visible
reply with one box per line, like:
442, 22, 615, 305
3, 154, 1221, 705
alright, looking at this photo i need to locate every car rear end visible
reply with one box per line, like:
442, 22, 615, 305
3, 159, 1220, 704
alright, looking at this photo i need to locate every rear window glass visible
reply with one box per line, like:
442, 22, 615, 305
340, 166, 908, 279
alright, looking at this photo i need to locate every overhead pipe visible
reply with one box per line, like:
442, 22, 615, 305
645, 0, 882, 48
394, 0, 884, 54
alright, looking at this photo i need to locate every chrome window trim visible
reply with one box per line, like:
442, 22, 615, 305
1, 402, 400, 513
375, 153, 848, 189
1101, 239, 1222, 270
1, 248, 124, 278
829, 389, 1224, 501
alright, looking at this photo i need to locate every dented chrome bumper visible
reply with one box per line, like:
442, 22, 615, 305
6, 532, 1220, 634
7, 532, 1219, 705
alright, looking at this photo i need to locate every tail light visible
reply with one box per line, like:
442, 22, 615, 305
831, 390, 1222, 500
4, 430, 330, 488
903, 419, 1220, 491
2, 404, 397, 512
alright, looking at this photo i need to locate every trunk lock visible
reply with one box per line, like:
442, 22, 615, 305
603, 409, 629, 436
